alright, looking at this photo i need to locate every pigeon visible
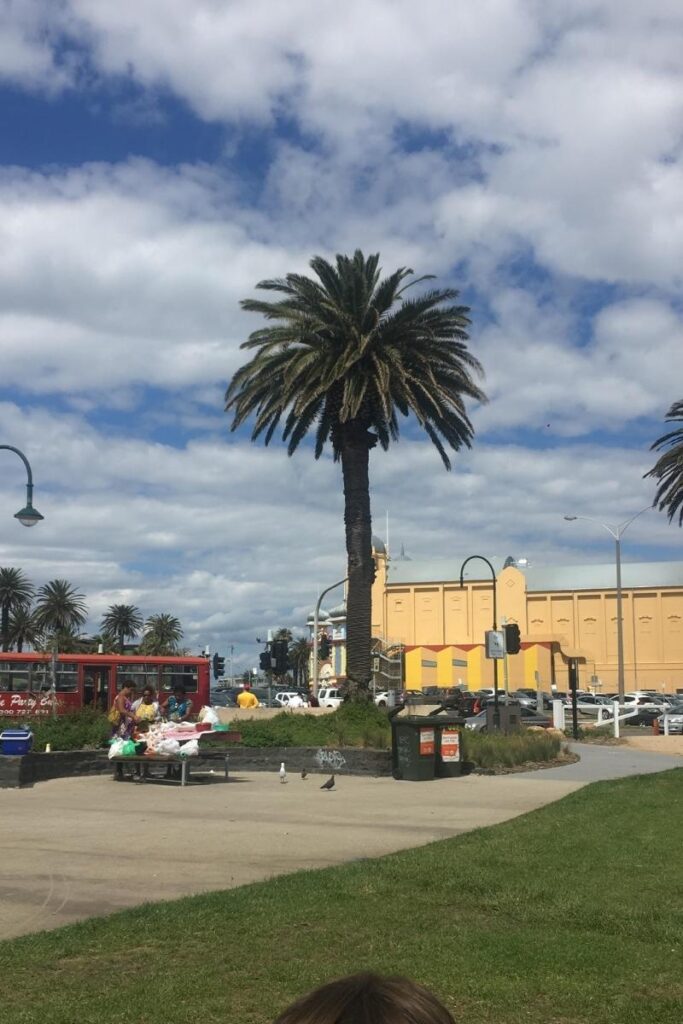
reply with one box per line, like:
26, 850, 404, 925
320, 775, 335, 790
279, 761, 287, 784
301, 768, 308, 780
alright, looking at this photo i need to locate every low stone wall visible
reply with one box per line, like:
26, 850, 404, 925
224, 746, 391, 776
0, 745, 392, 787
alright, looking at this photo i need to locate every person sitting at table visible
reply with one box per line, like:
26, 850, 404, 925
160, 684, 193, 722
133, 686, 160, 727
236, 686, 260, 709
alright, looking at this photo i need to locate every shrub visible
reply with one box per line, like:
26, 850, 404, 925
231, 703, 392, 750
462, 729, 562, 769
0, 709, 111, 752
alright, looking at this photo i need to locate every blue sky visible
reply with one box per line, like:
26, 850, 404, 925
0, 1, 681, 668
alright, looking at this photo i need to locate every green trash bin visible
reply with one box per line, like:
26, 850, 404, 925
390, 714, 436, 781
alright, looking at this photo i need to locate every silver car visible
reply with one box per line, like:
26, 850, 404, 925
656, 704, 683, 734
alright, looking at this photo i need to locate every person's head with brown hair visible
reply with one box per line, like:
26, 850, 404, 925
273, 973, 455, 1024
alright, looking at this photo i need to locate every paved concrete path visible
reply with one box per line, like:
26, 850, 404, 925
1, 745, 680, 941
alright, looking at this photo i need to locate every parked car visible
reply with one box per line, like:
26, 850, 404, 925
465, 706, 552, 732
317, 687, 344, 709
622, 692, 672, 712
374, 690, 400, 707
272, 691, 308, 708
564, 693, 615, 717
656, 704, 683, 734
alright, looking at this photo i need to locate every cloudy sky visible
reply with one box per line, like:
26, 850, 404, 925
0, 1, 681, 669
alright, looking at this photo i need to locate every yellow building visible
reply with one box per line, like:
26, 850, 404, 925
370, 544, 683, 694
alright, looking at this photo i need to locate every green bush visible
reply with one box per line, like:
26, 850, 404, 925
0, 709, 111, 751
232, 703, 392, 750
462, 729, 562, 769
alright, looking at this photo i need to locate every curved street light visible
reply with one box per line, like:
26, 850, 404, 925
563, 507, 650, 703
0, 445, 44, 526
459, 555, 500, 729
312, 577, 348, 697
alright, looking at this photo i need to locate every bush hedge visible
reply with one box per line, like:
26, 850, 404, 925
0, 709, 111, 751
461, 729, 562, 769
228, 703, 392, 750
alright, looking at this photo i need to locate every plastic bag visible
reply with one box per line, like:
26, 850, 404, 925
179, 739, 199, 758
199, 706, 220, 726
156, 738, 181, 757
121, 740, 136, 756
108, 738, 125, 759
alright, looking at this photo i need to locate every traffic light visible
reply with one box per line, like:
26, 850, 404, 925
212, 653, 225, 679
504, 623, 521, 655
318, 633, 331, 660
272, 639, 289, 675
259, 650, 271, 672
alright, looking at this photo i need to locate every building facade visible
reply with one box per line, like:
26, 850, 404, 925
371, 547, 683, 694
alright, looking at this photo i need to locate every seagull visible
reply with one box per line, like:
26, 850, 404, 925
279, 762, 287, 784
320, 775, 335, 790
301, 768, 308, 780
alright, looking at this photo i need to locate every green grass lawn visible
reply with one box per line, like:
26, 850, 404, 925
1, 771, 681, 1024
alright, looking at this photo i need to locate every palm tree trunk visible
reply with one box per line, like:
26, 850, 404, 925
1, 603, 8, 653
340, 431, 374, 699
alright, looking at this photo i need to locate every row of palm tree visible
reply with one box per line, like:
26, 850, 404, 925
0, 570, 183, 655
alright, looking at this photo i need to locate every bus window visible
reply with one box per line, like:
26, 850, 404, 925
55, 664, 78, 692
118, 663, 160, 695
0, 661, 50, 692
161, 664, 199, 694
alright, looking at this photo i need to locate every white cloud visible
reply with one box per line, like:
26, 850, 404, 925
0, 403, 677, 669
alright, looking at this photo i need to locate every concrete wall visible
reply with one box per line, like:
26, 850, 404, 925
0, 744, 391, 787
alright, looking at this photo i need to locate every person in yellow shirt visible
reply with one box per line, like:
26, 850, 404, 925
236, 687, 260, 709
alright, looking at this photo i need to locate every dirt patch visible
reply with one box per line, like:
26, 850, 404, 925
475, 751, 580, 776
621, 735, 683, 756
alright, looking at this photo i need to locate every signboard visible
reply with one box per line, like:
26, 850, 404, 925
419, 728, 435, 757
485, 629, 506, 659
372, 657, 380, 673
441, 728, 461, 762
0, 693, 58, 717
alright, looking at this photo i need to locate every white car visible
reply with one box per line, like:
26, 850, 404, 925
317, 687, 343, 709
273, 691, 309, 708
374, 691, 399, 707
563, 693, 615, 717
622, 692, 672, 712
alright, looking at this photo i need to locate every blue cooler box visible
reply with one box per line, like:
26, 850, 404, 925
0, 729, 33, 755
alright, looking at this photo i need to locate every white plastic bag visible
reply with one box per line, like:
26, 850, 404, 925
108, 738, 125, 759
179, 738, 199, 757
156, 738, 181, 757
199, 706, 220, 726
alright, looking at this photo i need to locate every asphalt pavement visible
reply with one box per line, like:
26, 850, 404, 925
0, 743, 680, 940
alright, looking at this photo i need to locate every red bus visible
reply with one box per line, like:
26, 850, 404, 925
0, 653, 211, 718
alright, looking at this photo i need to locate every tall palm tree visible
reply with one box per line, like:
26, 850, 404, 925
646, 400, 683, 525
7, 606, 42, 652
101, 603, 143, 653
0, 567, 34, 652
141, 613, 183, 655
227, 250, 485, 696
34, 579, 87, 636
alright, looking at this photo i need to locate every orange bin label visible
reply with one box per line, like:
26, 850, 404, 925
419, 728, 435, 756
441, 728, 461, 762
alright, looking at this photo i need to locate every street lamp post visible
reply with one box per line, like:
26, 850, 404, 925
0, 445, 44, 526
564, 508, 650, 704
312, 577, 348, 697
459, 555, 500, 729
